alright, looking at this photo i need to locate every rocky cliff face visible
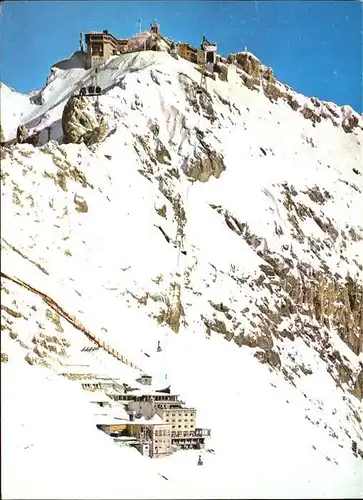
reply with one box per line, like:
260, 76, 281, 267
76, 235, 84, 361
227, 51, 362, 134
62, 95, 108, 146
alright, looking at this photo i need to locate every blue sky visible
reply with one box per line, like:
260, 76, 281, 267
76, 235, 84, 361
1, 0, 362, 112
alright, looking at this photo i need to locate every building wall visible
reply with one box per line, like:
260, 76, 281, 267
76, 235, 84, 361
172, 436, 205, 450
151, 424, 172, 456
157, 408, 196, 437
197, 49, 206, 65
116, 39, 128, 52
126, 423, 142, 437
86, 33, 119, 68
107, 424, 128, 433
135, 441, 151, 456
178, 44, 198, 64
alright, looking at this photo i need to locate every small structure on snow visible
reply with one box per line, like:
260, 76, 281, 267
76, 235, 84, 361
137, 374, 153, 386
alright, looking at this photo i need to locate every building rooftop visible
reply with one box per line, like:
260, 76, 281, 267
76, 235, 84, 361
81, 378, 117, 385
57, 365, 92, 375
114, 436, 140, 442
94, 414, 128, 425
95, 413, 168, 426
93, 404, 129, 424
129, 387, 179, 397
158, 406, 196, 412
83, 391, 111, 403
137, 414, 166, 425
105, 387, 125, 395
95, 376, 122, 381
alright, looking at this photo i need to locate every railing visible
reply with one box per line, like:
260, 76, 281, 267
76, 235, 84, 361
1, 272, 141, 371
195, 428, 211, 437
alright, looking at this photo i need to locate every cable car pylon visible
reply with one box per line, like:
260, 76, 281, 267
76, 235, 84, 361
199, 62, 207, 93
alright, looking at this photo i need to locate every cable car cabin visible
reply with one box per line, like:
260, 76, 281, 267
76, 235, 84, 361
199, 35, 217, 66
206, 51, 215, 64
79, 86, 102, 97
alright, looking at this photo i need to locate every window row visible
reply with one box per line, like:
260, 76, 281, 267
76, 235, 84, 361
164, 412, 195, 417
154, 429, 171, 437
165, 419, 194, 423
171, 431, 193, 437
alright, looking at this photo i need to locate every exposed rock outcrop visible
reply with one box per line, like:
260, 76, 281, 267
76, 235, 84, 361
183, 148, 226, 182
16, 124, 28, 143
342, 114, 359, 134
0, 123, 5, 143
179, 74, 217, 122
225, 50, 361, 135
62, 95, 107, 146
353, 367, 363, 400
1, 353, 9, 363
228, 52, 261, 81
210, 198, 362, 365
158, 281, 184, 333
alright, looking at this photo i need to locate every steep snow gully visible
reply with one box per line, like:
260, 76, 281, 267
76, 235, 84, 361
1, 50, 363, 499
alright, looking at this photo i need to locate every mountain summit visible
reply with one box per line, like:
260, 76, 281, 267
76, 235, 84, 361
1, 44, 362, 499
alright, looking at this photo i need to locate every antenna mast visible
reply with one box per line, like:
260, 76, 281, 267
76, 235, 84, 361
199, 34, 208, 92
79, 32, 84, 52
138, 18, 142, 33
200, 63, 207, 92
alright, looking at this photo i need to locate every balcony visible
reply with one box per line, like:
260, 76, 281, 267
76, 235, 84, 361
195, 428, 211, 437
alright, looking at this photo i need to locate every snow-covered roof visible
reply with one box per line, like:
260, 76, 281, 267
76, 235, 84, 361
114, 436, 140, 442
84, 391, 111, 403
95, 413, 167, 426
134, 414, 166, 425
94, 414, 127, 425
129, 387, 178, 397
81, 379, 112, 385
96, 376, 122, 381
105, 387, 124, 395
80, 377, 117, 384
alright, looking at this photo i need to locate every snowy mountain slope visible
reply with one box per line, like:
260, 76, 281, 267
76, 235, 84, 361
1, 50, 363, 498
